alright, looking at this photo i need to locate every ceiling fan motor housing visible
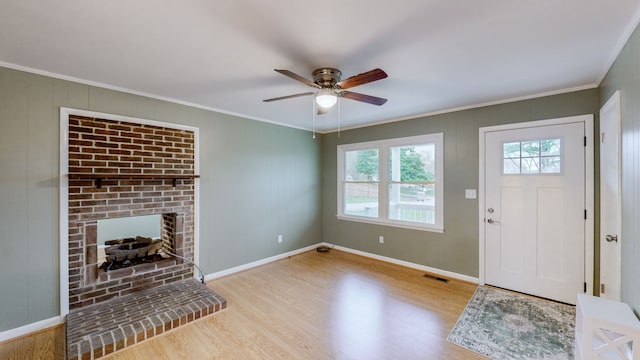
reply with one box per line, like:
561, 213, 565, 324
312, 68, 341, 88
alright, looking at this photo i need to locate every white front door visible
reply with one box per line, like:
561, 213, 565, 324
599, 91, 622, 300
484, 121, 586, 304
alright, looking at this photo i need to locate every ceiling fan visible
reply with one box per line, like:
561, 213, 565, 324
263, 67, 388, 113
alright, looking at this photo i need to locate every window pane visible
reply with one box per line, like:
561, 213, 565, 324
541, 156, 561, 173
503, 158, 520, 174
521, 141, 540, 157
344, 183, 378, 218
389, 144, 435, 182
541, 139, 561, 156
345, 149, 379, 181
388, 183, 435, 224
503, 142, 521, 158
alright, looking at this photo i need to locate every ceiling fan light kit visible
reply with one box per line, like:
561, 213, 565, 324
315, 88, 338, 108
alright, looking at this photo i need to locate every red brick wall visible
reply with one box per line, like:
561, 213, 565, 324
67, 115, 197, 310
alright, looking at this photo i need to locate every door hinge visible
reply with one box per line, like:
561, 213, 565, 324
584, 209, 587, 219
600, 283, 605, 294
584, 136, 587, 146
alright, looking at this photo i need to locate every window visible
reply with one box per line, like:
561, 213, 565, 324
503, 138, 561, 174
337, 133, 444, 232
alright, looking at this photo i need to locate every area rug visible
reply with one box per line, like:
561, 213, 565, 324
447, 286, 575, 360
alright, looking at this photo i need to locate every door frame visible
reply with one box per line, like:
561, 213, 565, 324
478, 114, 594, 296
599, 90, 622, 300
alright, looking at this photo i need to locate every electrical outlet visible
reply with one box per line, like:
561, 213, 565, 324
277, 234, 283, 243
379, 236, 384, 244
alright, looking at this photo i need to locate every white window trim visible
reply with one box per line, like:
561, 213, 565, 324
337, 133, 444, 232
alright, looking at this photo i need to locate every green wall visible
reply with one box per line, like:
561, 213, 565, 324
321, 90, 599, 278
600, 24, 640, 315
0, 66, 322, 332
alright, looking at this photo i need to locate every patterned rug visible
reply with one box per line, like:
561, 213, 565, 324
448, 286, 575, 359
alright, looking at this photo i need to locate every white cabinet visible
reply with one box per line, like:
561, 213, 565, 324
575, 293, 640, 359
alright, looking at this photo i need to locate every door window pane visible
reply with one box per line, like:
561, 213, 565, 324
521, 157, 540, 173
521, 141, 540, 157
541, 156, 561, 173
503, 138, 561, 174
503, 142, 521, 158
541, 139, 561, 156
504, 158, 521, 174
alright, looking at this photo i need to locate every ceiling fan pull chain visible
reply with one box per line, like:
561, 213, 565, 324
312, 97, 316, 139
338, 97, 341, 138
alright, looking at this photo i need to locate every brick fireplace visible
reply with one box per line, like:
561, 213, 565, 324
66, 114, 198, 309
63, 111, 227, 359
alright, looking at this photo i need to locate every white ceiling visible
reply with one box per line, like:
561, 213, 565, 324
2, 1, 640, 132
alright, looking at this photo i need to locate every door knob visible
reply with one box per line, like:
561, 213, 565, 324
605, 234, 618, 243
487, 218, 498, 224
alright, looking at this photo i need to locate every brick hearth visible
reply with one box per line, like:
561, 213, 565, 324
66, 278, 226, 360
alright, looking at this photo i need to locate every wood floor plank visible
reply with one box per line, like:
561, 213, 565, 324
0, 249, 484, 359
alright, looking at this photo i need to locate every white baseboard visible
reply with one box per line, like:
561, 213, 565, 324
323, 242, 479, 284
0, 316, 64, 343
203, 243, 322, 282
203, 242, 478, 284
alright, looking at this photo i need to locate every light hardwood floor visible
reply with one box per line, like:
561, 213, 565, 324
1, 249, 484, 359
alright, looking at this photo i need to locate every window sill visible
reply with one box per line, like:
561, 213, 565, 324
336, 215, 444, 233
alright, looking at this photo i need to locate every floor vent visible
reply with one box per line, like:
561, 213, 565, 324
423, 274, 449, 283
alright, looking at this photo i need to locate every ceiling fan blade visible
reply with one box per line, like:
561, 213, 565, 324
340, 91, 388, 106
263, 92, 314, 102
274, 69, 321, 88
336, 68, 388, 89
